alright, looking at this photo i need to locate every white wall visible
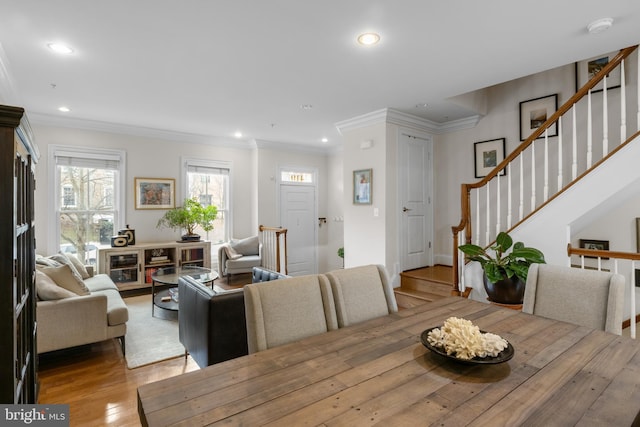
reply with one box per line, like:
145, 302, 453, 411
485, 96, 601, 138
342, 123, 388, 268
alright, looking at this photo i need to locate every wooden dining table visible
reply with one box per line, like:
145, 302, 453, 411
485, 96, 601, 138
137, 296, 640, 426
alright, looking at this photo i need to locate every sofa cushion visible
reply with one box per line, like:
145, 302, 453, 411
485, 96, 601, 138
48, 253, 87, 283
231, 236, 259, 256
224, 244, 243, 260
35, 270, 77, 300
225, 254, 261, 269
63, 253, 91, 279
36, 254, 61, 267
84, 274, 120, 293
37, 264, 90, 296
93, 289, 129, 326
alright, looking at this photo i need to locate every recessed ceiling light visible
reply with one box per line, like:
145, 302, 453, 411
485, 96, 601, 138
415, 103, 428, 109
58, 106, 70, 112
587, 18, 614, 34
300, 104, 313, 110
234, 131, 242, 138
357, 32, 380, 46
321, 138, 328, 143
47, 43, 74, 54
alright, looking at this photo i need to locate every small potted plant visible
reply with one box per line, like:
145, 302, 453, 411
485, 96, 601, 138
458, 231, 545, 304
157, 198, 218, 241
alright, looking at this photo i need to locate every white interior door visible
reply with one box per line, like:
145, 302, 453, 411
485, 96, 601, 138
280, 184, 316, 276
399, 132, 433, 271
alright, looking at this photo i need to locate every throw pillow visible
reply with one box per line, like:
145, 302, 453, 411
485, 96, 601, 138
231, 235, 259, 256
49, 253, 83, 278
35, 270, 77, 300
36, 254, 61, 267
62, 252, 91, 279
224, 245, 243, 260
37, 264, 90, 296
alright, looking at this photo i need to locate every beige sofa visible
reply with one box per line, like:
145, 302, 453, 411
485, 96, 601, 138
36, 254, 128, 354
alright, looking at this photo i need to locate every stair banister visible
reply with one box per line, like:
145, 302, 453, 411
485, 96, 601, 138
451, 45, 638, 295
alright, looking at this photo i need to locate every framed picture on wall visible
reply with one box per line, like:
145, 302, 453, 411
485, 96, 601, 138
474, 138, 506, 178
575, 51, 621, 93
519, 94, 558, 141
135, 177, 175, 209
353, 169, 372, 205
579, 239, 609, 259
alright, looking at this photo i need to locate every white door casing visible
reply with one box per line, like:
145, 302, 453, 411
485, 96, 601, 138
279, 179, 317, 276
399, 132, 433, 271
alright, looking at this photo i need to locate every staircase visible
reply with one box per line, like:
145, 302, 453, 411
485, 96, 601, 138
452, 45, 640, 294
395, 265, 452, 309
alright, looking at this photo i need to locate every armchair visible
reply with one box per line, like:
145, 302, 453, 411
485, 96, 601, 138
217, 235, 262, 277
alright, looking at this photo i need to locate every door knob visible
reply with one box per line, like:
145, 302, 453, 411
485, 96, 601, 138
402, 207, 411, 212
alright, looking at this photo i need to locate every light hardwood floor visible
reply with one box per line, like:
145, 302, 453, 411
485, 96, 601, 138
38, 274, 249, 427
38, 340, 198, 426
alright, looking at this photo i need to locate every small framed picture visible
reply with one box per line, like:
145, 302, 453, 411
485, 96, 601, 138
579, 239, 609, 259
575, 51, 621, 93
519, 94, 558, 141
474, 138, 506, 178
135, 177, 175, 209
353, 169, 372, 205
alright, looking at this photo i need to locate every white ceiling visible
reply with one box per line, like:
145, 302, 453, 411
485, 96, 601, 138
0, 1, 639, 149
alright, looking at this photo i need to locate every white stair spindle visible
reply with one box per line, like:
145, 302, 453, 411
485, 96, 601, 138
507, 162, 512, 229
637, 52, 640, 133
603, 75, 609, 155
632, 260, 637, 339
544, 129, 549, 201
531, 143, 536, 211
485, 185, 490, 246
475, 189, 480, 246
557, 116, 563, 191
587, 90, 593, 168
572, 105, 578, 180
519, 154, 524, 220
621, 59, 626, 142
496, 175, 501, 235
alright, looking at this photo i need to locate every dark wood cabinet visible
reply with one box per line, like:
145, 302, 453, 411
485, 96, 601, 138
0, 105, 39, 403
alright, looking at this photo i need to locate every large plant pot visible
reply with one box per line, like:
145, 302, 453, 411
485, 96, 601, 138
180, 234, 201, 242
483, 274, 526, 305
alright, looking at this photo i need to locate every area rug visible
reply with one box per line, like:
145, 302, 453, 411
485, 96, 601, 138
124, 295, 185, 369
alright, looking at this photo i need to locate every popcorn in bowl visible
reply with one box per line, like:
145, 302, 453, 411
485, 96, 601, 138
426, 317, 508, 360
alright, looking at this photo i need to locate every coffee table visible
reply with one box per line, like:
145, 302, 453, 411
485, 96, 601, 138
151, 266, 219, 316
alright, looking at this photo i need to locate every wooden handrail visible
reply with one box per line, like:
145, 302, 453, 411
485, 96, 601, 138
567, 243, 640, 261
451, 45, 639, 295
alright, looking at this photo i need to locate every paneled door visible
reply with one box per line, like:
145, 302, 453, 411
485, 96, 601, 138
399, 132, 433, 271
280, 184, 316, 276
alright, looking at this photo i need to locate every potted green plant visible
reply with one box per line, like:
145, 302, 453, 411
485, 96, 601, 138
157, 198, 218, 241
458, 231, 545, 304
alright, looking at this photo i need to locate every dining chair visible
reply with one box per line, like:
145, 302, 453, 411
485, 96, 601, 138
522, 263, 625, 335
325, 264, 398, 328
243, 274, 338, 353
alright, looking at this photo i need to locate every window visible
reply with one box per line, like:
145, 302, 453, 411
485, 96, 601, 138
183, 158, 230, 244
49, 146, 125, 263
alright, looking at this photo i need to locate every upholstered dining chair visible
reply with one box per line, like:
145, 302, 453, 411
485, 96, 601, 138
522, 263, 625, 335
243, 274, 338, 353
325, 264, 398, 328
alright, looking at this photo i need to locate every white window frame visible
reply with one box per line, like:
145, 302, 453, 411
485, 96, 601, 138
48, 145, 126, 255
181, 157, 232, 243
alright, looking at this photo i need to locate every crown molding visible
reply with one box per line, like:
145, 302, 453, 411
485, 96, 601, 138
28, 112, 256, 149
335, 107, 481, 135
